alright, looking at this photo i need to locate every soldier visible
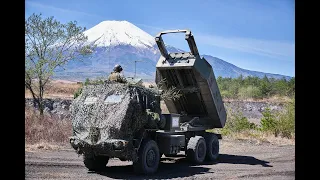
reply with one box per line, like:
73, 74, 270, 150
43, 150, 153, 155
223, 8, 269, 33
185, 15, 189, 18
108, 64, 127, 83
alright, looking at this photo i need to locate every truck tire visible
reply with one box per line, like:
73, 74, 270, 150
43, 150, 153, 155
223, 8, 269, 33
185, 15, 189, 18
133, 139, 160, 174
186, 136, 206, 164
83, 154, 109, 171
204, 133, 219, 161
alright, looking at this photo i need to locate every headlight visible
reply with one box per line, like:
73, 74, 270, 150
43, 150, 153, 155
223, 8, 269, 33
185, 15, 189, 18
171, 116, 180, 128
70, 137, 79, 150
113, 141, 124, 150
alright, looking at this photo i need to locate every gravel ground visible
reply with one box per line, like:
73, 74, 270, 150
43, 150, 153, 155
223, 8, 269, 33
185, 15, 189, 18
25, 139, 295, 180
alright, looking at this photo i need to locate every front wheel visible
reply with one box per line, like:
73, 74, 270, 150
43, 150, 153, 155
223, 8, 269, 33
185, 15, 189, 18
83, 154, 109, 171
133, 139, 160, 174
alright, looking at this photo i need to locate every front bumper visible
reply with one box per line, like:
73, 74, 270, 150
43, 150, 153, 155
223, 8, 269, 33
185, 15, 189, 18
70, 137, 137, 161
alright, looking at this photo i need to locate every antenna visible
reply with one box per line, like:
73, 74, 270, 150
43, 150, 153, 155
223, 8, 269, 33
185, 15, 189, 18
134, 60, 144, 78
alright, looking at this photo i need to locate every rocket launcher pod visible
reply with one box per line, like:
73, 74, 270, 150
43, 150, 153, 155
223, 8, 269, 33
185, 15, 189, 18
155, 30, 227, 128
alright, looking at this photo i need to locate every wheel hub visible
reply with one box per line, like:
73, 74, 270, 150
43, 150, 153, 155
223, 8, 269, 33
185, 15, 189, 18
146, 149, 156, 167
211, 141, 218, 155
198, 143, 205, 159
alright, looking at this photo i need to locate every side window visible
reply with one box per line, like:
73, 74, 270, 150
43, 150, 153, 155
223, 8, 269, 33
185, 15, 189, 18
135, 88, 149, 110
84, 96, 98, 105
134, 88, 157, 111
104, 94, 123, 104
104, 91, 123, 105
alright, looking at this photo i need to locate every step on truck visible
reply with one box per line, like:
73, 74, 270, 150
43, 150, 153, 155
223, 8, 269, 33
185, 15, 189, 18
69, 29, 227, 175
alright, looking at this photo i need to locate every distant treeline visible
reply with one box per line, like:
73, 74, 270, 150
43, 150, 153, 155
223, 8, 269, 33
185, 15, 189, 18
216, 75, 295, 99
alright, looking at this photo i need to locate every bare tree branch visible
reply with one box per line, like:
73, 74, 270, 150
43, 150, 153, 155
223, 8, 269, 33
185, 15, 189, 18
25, 13, 95, 116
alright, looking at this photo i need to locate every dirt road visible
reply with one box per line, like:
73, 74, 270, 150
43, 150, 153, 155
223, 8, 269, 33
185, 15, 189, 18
25, 139, 295, 179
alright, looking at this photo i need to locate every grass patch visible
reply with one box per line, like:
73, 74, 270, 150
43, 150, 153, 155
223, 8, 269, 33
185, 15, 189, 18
25, 106, 72, 145
25, 80, 82, 99
208, 98, 295, 143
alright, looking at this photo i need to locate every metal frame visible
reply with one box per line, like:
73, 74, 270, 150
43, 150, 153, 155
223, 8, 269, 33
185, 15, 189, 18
155, 29, 199, 59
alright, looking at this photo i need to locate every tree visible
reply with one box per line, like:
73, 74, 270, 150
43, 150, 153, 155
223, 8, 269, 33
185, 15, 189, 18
287, 77, 295, 97
25, 13, 95, 115
260, 107, 277, 133
259, 75, 272, 97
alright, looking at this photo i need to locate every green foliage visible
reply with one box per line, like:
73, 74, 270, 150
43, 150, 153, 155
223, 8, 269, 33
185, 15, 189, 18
160, 86, 182, 101
220, 90, 233, 99
155, 78, 182, 101
83, 77, 104, 85
73, 77, 107, 99
238, 85, 262, 99
73, 87, 82, 99
274, 98, 295, 138
259, 81, 272, 97
222, 110, 257, 135
216, 75, 295, 99
25, 13, 95, 115
287, 77, 295, 97
259, 99, 295, 138
84, 78, 90, 86
260, 107, 277, 132
219, 97, 295, 139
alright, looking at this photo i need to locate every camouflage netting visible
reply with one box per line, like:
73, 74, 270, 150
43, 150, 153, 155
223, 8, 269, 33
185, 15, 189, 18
70, 82, 161, 145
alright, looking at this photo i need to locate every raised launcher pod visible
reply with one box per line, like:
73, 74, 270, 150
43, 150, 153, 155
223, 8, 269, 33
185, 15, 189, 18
155, 30, 227, 128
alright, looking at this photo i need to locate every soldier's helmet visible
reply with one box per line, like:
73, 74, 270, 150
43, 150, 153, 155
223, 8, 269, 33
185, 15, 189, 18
113, 64, 123, 72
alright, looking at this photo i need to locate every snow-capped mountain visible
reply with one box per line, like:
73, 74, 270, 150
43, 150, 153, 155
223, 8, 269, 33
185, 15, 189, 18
54, 20, 291, 81
84, 20, 156, 49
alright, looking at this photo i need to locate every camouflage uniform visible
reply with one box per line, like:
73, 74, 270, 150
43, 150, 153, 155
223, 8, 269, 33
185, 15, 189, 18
108, 72, 127, 83
108, 64, 127, 83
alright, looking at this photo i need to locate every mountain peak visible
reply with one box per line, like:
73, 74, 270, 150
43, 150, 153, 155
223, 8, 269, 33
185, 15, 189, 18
84, 20, 156, 48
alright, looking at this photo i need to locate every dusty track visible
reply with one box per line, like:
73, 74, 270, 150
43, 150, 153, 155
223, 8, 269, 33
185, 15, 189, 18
25, 139, 295, 179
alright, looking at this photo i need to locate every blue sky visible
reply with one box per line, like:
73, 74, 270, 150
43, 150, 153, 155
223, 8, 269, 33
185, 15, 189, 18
25, 0, 295, 77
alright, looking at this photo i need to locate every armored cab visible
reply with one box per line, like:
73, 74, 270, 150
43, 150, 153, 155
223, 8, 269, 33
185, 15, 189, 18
155, 30, 227, 128
70, 82, 163, 162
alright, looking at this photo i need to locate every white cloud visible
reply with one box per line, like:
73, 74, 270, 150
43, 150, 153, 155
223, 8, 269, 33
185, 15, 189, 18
26, 1, 103, 19
135, 23, 166, 31
196, 34, 295, 61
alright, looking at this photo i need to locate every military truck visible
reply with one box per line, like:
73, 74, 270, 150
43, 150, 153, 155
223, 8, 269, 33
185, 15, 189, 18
69, 29, 227, 175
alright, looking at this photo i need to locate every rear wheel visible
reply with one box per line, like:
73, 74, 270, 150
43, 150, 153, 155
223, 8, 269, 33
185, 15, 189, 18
186, 136, 206, 164
133, 139, 160, 174
83, 154, 109, 171
204, 133, 219, 161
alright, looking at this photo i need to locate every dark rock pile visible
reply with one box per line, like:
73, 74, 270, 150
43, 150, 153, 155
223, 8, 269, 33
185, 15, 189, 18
25, 98, 71, 119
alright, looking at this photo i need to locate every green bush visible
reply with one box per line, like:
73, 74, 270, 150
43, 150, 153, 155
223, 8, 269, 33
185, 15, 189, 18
228, 83, 240, 99
260, 107, 277, 132
83, 77, 104, 86
238, 85, 262, 99
222, 110, 256, 135
260, 99, 295, 138
216, 75, 295, 99
73, 77, 106, 99
275, 98, 295, 138
84, 78, 90, 86
221, 90, 233, 99
73, 87, 82, 99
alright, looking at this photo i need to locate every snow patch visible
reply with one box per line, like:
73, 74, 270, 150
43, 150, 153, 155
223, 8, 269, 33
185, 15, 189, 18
84, 20, 156, 49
